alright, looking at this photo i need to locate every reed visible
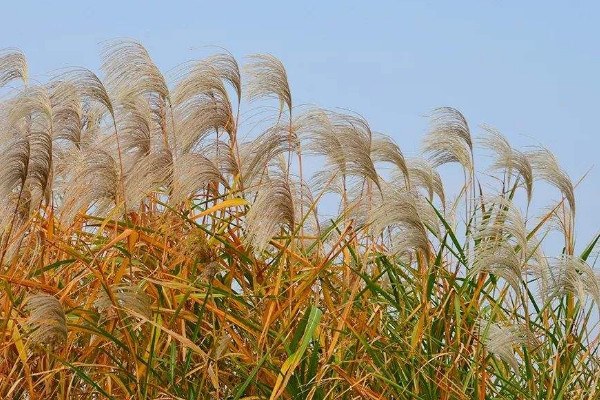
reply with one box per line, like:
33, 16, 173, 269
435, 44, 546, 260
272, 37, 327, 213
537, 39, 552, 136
0, 41, 598, 399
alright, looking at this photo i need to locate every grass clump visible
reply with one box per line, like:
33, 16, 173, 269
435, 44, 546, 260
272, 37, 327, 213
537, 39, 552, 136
0, 40, 598, 399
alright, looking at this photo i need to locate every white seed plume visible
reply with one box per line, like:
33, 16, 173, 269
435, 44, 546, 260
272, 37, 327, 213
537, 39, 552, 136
94, 284, 152, 320
535, 255, 600, 306
423, 107, 473, 172
25, 293, 67, 349
245, 175, 295, 253
244, 54, 292, 114
479, 125, 533, 202
481, 320, 538, 371
528, 147, 575, 216
0, 48, 27, 87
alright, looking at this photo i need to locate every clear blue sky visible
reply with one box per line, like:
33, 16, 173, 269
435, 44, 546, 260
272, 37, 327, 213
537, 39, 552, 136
2, 1, 598, 249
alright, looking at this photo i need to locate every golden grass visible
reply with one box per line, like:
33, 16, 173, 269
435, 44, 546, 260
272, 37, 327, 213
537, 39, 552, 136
0, 40, 598, 399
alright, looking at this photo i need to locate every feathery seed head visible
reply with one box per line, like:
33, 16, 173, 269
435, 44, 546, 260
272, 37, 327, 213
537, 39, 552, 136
479, 125, 533, 202
245, 175, 295, 254
528, 147, 575, 216
94, 284, 152, 320
0, 48, 27, 87
244, 54, 292, 113
423, 107, 473, 171
25, 293, 67, 350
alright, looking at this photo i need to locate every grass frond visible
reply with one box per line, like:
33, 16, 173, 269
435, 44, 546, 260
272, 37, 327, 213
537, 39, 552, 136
24, 293, 67, 350
423, 106, 473, 171
529, 147, 576, 216
244, 54, 292, 113
0, 48, 27, 87
479, 124, 533, 202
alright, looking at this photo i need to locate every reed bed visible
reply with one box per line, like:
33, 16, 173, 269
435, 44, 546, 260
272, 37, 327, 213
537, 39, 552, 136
0, 40, 598, 399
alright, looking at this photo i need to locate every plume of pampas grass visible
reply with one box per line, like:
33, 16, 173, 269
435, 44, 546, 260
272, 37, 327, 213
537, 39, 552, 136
473, 196, 528, 255
471, 242, 523, 295
102, 40, 169, 103
49, 81, 84, 148
330, 113, 380, 190
174, 95, 235, 154
371, 133, 409, 183
300, 109, 346, 173
59, 148, 120, 223
0, 136, 30, 230
124, 149, 173, 207
0, 48, 27, 87
171, 152, 227, 205
481, 321, 538, 371
0, 87, 53, 227
309, 170, 345, 198
25, 293, 67, 349
54, 68, 114, 116
114, 97, 154, 158
238, 124, 297, 187
395, 157, 445, 205
205, 53, 242, 102
244, 54, 291, 114
528, 147, 575, 216
423, 107, 473, 171
172, 59, 232, 106
75, 104, 108, 150
368, 187, 431, 256
479, 125, 533, 202
94, 284, 152, 320
6, 86, 52, 126
172, 61, 235, 153
269, 157, 320, 241
302, 110, 380, 190
546, 206, 575, 254
202, 139, 240, 177
23, 130, 53, 211
245, 175, 295, 253
534, 256, 600, 306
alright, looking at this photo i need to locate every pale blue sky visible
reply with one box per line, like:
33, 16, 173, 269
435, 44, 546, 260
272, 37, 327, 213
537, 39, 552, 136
2, 1, 598, 248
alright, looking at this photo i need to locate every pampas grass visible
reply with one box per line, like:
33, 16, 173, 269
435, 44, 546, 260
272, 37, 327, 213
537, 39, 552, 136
0, 42, 598, 400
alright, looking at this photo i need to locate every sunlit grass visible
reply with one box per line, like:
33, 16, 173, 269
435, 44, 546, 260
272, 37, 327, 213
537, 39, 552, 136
0, 41, 598, 399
